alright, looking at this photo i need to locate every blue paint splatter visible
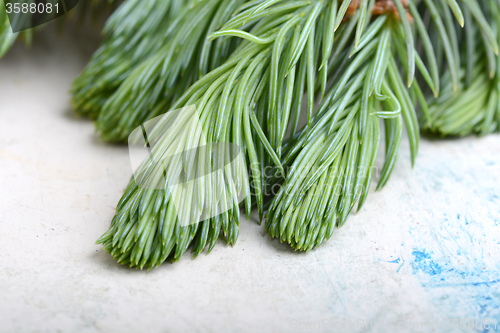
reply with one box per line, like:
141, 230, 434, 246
377, 257, 404, 272
410, 249, 500, 287
403, 153, 500, 328
409, 245, 500, 325
411, 250, 443, 276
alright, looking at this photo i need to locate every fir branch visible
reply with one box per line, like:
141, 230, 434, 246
96, 0, 338, 268
265, 13, 428, 250
94, 0, 250, 142
91, 0, 491, 266
71, 0, 196, 119
424, 0, 500, 136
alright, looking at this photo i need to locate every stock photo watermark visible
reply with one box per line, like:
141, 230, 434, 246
289, 318, 498, 331
3, 0, 78, 32
252, 163, 381, 198
128, 105, 248, 227
128, 105, 383, 226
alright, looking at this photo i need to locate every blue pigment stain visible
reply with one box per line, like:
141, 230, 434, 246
378, 257, 401, 265
411, 249, 500, 286
411, 250, 443, 276
405, 173, 500, 325
409, 245, 500, 323
377, 257, 404, 272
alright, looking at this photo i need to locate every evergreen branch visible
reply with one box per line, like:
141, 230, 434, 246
265, 12, 429, 250
94, 0, 250, 142
424, 0, 500, 136
71, 0, 197, 119
89, 0, 498, 266
96, 0, 336, 268
95, 1, 424, 265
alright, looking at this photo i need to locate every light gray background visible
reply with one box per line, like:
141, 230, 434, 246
1, 27, 499, 333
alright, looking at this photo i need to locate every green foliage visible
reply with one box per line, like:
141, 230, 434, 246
96, 0, 322, 268
424, 0, 500, 136
93, 0, 248, 142
76, 0, 499, 267
265, 12, 427, 250
71, 0, 197, 119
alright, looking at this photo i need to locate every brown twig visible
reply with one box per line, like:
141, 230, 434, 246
343, 0, 413, 23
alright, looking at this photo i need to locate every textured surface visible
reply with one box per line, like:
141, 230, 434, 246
1, 28, 499, 333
